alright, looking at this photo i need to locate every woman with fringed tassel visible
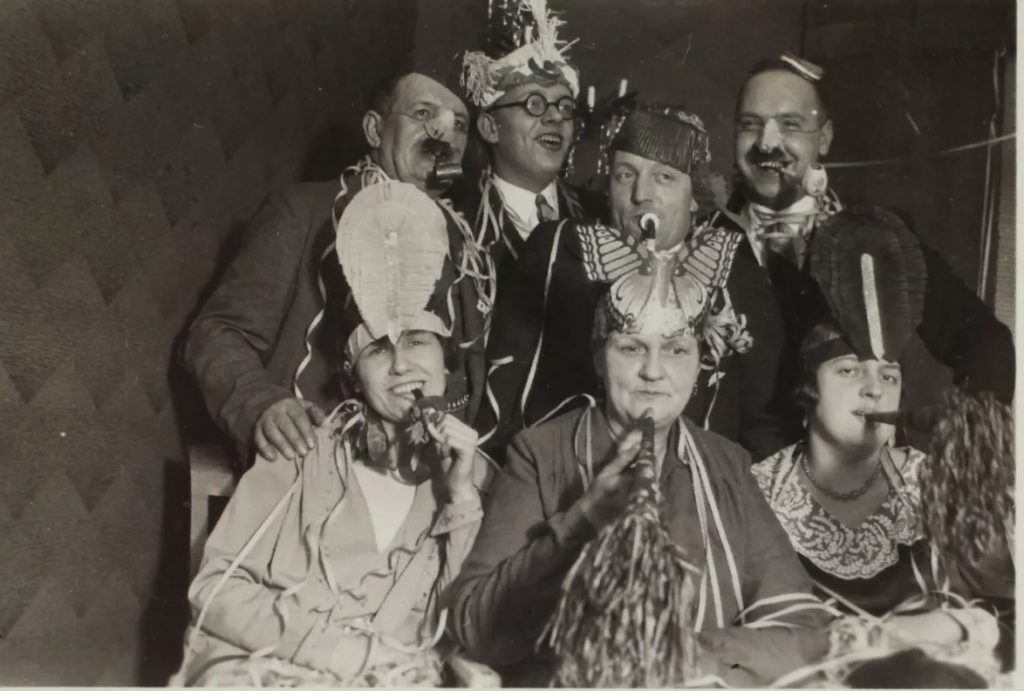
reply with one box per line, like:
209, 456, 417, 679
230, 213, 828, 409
448, 217, 835, 687
752, 206, 1014, 687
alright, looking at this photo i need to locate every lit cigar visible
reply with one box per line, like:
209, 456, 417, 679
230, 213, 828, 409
858, 407, 940, 430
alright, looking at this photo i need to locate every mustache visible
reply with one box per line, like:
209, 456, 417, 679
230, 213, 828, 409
746, 148, 789, 164
420, 136, 458, 162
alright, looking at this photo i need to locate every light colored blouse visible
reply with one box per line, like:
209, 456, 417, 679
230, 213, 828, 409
173, 404, 489, 686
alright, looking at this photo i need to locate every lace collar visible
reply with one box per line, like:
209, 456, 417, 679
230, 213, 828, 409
751, 443, 926, 580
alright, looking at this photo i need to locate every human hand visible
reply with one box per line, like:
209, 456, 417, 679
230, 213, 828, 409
577, 428, 644, 532
254, 398, 326, 461
426, 413, 480, 503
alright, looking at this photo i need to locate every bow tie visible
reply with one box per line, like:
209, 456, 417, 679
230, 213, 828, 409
749, 205, 817, 235
748, 206, 818, 268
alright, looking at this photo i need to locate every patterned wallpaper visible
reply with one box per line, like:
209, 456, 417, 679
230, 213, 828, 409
0, 0, 414, 683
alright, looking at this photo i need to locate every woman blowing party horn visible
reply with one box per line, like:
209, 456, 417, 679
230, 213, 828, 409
449, 215, 831, 687
172, 182, 492, 687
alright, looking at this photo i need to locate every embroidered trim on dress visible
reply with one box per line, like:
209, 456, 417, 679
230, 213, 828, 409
751, 444, 926, 580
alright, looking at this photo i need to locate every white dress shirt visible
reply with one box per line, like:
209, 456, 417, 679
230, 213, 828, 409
492, 175, 560, 242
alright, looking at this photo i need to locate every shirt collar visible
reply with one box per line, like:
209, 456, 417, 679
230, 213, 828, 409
492, 174, 559, 238
742, 194, 818, 266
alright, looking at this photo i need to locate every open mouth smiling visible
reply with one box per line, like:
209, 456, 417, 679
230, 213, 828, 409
752, 158, 792, 175
390, 381, 427, 396
537, 133, 564, 150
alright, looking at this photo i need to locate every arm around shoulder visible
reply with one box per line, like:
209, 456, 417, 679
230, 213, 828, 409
185, 187, 323, 453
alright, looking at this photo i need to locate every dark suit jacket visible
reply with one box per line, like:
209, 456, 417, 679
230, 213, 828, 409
469, 180, 608, 453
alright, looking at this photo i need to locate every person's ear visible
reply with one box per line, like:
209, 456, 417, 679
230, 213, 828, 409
477, 111, 500, 144
363, 110, 384, 149
818, 119, 834, 157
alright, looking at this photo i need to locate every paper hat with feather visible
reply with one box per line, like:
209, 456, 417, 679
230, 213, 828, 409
803, 206, 927, 367
461, 0, 579, 108
331, 181, 457, 361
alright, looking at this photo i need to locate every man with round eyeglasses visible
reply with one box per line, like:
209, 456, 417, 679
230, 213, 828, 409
460, 2, 604, 268
487, 91, 578, 121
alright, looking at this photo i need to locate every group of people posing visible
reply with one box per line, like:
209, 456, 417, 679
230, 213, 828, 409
172, 1, 1015, 686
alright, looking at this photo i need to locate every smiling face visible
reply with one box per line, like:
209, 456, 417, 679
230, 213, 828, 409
809, 355, 901, 454
354, 330, 447, 424
609, 151, 694, 250
366, 73, 470, 197
598, 330, 701, 433
734, 70, 833, 210
479, 80, 575, 193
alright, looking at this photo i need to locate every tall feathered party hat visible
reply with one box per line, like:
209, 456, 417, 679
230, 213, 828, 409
461, 0, 579, 108
334, 181, 455, 361
803, 206, 927, 366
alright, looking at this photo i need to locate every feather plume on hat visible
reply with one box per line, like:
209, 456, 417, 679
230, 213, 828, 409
335, 181, 453, 360
806, 206, 927, 365
460, 0, 579, 108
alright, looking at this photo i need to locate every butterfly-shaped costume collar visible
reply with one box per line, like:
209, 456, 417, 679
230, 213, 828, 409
578, 221, 741, 342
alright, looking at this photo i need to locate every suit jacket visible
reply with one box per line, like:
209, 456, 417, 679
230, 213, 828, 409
469, 176, 608, 454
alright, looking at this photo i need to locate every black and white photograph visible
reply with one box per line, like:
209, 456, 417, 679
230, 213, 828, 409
0, 0, 1016, 686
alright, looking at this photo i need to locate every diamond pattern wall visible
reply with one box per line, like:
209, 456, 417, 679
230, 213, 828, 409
0, 0, 415, 683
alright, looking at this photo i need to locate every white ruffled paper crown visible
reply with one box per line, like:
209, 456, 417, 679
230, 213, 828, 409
461, 0, 579, 108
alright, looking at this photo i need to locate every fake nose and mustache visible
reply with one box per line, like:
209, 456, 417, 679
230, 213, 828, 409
420, 109, 462, 185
